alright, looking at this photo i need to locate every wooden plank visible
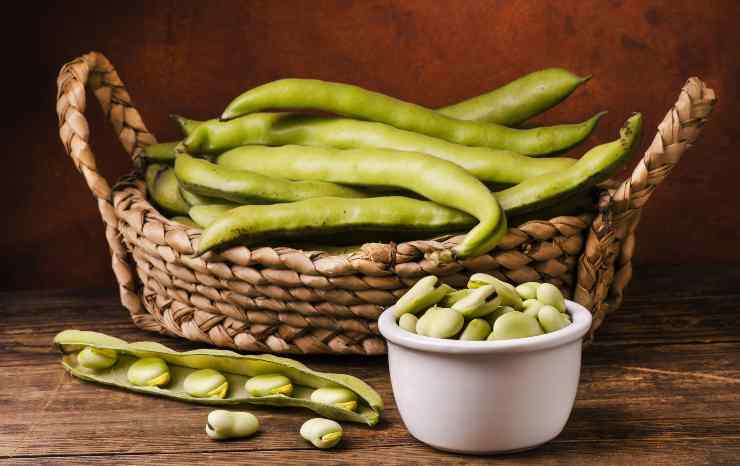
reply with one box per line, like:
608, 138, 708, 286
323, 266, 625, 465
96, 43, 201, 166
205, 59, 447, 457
8, 440, 740, 466
1, 264, 740, 463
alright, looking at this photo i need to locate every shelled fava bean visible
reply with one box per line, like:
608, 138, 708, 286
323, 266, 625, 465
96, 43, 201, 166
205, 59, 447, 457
206, 410, 260, 440
300, 418, 344, 449
393, 274, 571, 341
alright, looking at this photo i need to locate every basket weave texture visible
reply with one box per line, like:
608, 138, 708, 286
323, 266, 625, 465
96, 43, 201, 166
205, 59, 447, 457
56, 52, 716, 354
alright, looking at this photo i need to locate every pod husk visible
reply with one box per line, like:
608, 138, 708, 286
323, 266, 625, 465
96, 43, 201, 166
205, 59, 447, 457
54, 330, 383, 426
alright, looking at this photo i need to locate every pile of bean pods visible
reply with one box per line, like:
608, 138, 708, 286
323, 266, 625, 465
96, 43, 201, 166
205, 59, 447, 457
393, 275, 572, 341
54, 330, 383, 426
142, 69, 643, 259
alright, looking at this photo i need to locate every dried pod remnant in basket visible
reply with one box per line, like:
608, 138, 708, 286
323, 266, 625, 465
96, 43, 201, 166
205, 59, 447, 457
206, 410, 260, 440
300, 418, 343, 449
54, 330, 383, 426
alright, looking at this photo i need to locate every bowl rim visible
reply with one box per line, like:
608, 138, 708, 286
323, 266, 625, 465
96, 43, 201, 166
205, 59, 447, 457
378, 299, 592, 354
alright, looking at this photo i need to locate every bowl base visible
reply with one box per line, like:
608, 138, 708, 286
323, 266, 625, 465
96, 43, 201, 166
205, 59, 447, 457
413, 434, 551, 456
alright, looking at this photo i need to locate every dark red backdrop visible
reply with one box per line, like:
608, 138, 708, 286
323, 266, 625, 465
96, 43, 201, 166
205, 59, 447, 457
4, 0, 739, 291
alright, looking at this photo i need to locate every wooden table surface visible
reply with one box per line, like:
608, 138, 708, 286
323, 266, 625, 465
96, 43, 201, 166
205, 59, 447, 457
1, 264, 739, 465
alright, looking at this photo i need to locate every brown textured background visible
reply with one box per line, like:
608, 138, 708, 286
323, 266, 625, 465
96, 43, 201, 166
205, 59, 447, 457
4, 0, 739, 291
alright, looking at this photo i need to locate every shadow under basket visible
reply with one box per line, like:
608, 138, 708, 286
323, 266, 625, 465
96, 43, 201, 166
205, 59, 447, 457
57, 52, 717, 355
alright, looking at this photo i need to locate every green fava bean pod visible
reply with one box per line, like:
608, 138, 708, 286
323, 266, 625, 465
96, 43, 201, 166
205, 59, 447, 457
311, 387, 359, 412
496, 114, 643, 216
206, 410, 260, 440
189, 204, 238, 228
392, 276, 454, 318
538, 305, 571, 333
170, 216, 200, 228
437, 68, 591, 125
489, 311, 544, 340
179, 186, 226, 207
183, 112, 576, 185
54, 330, 383, 425
217, 145, 505, 258
398, 314, 418, 333
175, 152, 368, 204
145, 164, 190, 215
197, 196, 477, 255
142, 141, 180, 162
128, 357, 171, 387
300, 418, 343, 449
416, 307, 465, 339
537, 283, 567, 313
172, 114, 204, 136
221, 79, 604, 156
515, 282, 541, 300
77, 347, 118, 370
184, 368, 229, 398
245, 374, 294, 397
459, 319, 492, 341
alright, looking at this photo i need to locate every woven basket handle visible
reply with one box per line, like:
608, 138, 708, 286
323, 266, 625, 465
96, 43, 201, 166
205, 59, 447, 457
56, 51, 157, 327
577, 77, 717, 333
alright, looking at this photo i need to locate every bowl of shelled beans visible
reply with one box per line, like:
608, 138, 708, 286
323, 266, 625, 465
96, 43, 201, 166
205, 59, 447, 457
378, 274, 592, 454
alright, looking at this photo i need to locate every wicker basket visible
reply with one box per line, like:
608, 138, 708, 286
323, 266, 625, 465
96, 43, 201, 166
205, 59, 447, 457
56, 52, 716, 355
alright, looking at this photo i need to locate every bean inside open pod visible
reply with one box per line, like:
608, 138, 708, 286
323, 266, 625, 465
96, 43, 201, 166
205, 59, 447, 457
54, 330, 383, 426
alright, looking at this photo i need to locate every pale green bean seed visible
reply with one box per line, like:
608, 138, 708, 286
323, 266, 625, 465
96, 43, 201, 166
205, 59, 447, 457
415, 306, 465, 339
245, 374, 293, 397
440, 288, 475, 307
537, 283, 566, 312
486, 305, 515, 326
77, 347, 118, 370
537, 305, 570, 333
300, 418, 343, 449
393, 276, 454, 318
184, 368, 229, 398
451, 285, 498, 318
515, 282, 540, 300
206, 410, 260, 440
459, 319, 492, 341
522, 299, 544, 318
127, 357, 170, 387
489, 311, 544, 340
310, 387, 358, 412
467, 273, 523, 309
398, 313, 418, 333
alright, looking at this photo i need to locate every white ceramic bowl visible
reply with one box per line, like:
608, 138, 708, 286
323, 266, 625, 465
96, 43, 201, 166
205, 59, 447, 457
378, 300, 592, 454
